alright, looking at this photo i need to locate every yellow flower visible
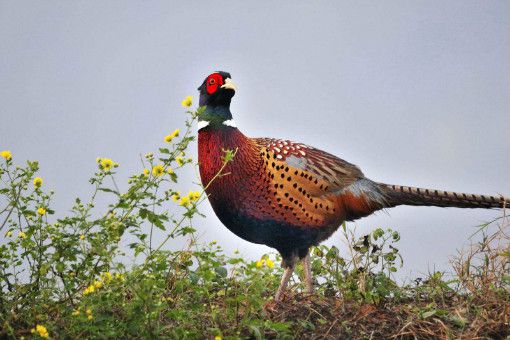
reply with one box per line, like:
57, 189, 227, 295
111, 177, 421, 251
166, 167, 174, 175
188, 191, 201, 202
115, 273, 125, 281
181, 95, 193, 108
6, 231, 13, 237
143, 168, 150, 176
164, 128, 180, 143
255, 256, 275, 269
101, 272, 112, 282
32, 325, 49, 338
176, 156, 184, 167
215, 336, 222, 340
33, 177, 43, 188
179, 195, 190, 207
172, 192, 181, 202
72, 309, 81, 316
37, 207, 46, 216
0, 150, 12, 160
18, 231, 27, 239
80, 234, 85, 240
93, 280, 103, 289
83, 284, 95, 295
100, 158, 114, 171
152, 164, 164, 177
86, 308, 93, 321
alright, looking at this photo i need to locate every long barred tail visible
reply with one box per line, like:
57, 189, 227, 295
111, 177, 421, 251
378, 183, 510, 209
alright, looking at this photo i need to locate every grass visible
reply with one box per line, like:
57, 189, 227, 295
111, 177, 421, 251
1, 104, 508, 339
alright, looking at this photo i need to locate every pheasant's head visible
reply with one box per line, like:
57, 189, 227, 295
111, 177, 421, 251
198, 71, 236, 107
197, 71, 237, 127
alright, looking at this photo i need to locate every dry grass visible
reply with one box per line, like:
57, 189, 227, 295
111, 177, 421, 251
452, 213, 510, 295
261, 291, 509, 339
259, 212, 510, 339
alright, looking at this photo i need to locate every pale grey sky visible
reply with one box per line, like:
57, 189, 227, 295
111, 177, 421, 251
1, 1, 509, 279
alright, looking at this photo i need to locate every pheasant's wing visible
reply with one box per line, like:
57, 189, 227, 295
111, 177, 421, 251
251, 137, 365, 227
253, 137, 364, 193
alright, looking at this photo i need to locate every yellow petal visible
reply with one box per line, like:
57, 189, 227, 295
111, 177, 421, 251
181, 96, 193, 108
0, 150, 12, 160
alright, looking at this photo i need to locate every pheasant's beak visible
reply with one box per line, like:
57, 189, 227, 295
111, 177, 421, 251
221, 78, 237, 92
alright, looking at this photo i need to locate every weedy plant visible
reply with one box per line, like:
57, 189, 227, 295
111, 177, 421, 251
0, 102, 285, 339
308, 224, 403, 304
0, 101, 509, 339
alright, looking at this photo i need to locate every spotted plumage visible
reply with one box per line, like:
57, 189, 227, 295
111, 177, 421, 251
196, 71, 509, 301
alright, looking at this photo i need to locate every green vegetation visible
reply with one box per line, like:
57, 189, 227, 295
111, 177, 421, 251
1, 105, 509, 339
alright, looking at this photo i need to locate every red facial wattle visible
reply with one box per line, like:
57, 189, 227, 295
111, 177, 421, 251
206, 73, 224, 94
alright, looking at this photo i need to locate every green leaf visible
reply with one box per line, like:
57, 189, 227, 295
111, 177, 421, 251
139, 208, 148, 219
450, 316, 466, 327
214, 266, 228, 278
179, 226, 196, 235
249, 326, 263, 340
117, 201, 130, 209
266, 321, 290, 332
421, 310, 436, 319
139, 209, 168, 231
98, 187, 119, 195
56, 262, 65, 273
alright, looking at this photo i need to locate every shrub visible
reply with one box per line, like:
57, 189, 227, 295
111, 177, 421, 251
0, 101, 508, 339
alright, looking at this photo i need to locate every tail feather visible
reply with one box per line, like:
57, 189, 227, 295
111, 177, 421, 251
378, 183, 510, 210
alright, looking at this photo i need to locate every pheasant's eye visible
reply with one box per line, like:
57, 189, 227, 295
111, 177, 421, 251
205, 73, 224, 94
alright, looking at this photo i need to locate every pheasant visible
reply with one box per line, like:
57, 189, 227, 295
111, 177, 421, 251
196, 71, 509, 302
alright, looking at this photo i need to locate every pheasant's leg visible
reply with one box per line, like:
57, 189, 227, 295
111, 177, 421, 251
275, 265, 295, 302
302, 252, 313, 294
